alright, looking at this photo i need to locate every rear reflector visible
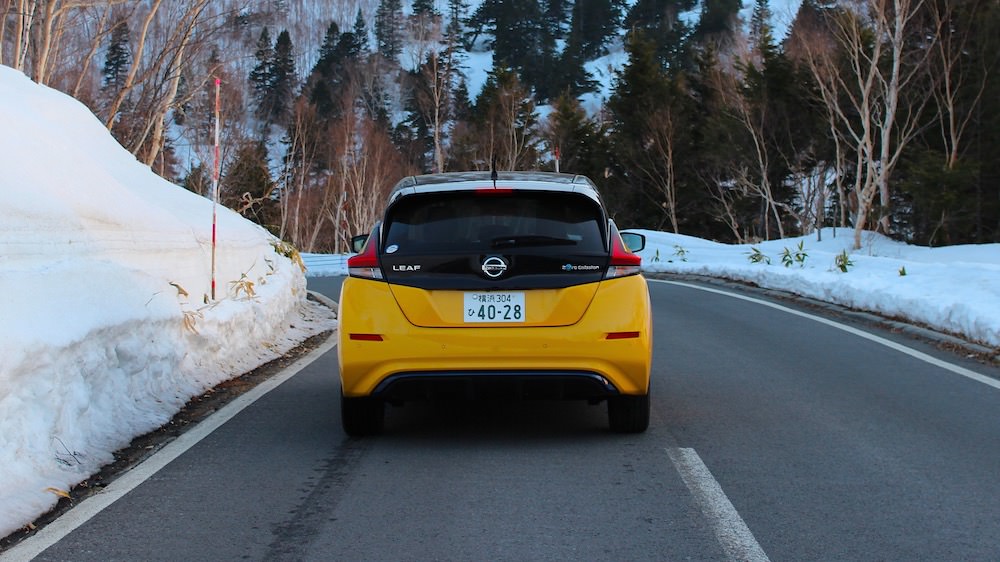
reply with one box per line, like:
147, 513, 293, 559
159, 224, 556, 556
349, 334, 384, 341
606, 331, 641, 340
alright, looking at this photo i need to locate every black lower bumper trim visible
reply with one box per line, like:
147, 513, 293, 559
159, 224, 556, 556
371, 371, 620, 401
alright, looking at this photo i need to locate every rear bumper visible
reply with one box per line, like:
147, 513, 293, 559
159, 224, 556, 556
337, 277, 652, 398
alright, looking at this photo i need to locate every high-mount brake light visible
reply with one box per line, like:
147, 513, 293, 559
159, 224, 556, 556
347, 238, 384, 280
605, 232, 642, 279
475, 187, 513, 195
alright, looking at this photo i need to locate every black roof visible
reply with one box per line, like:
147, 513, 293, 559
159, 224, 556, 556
387, 171, 603, 206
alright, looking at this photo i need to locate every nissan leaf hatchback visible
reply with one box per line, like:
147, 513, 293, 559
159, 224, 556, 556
337, 171, 652, 435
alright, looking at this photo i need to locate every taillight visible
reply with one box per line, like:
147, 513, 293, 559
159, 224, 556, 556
347, 238, 384, 280
605, 232, 642, 279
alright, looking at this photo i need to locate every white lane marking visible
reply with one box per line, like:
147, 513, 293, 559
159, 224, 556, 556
667, 447, 770, 562
650, 279, 1000, 392
0, 330, 338, 562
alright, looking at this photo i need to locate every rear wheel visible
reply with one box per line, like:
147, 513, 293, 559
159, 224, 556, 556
607, 392, 650, 433
341, 393, 384, 436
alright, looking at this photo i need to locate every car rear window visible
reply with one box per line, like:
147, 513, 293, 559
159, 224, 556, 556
383, 191, 606, 255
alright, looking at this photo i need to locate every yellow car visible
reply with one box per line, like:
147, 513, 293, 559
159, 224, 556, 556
338, 171, 652, 435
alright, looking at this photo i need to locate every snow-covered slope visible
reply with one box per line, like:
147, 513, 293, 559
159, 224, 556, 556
0, 65, 335, 538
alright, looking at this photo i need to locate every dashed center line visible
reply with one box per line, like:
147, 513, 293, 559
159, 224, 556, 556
667, 447, 770, 562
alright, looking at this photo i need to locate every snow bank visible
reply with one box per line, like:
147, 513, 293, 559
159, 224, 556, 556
0, 66, 335, 538
628, 228, 1000, 347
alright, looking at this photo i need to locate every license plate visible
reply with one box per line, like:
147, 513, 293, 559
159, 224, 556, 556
464, 292, 526, 323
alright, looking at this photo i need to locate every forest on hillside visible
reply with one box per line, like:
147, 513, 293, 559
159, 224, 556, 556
2, 0, 998, 253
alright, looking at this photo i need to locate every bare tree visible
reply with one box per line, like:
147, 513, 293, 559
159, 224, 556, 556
631, 107, 680, 233
791, 0, 936, 248
714, 65, 789, 240
927, 0, 992, 171
483, 72, 537, 171
135, 0, 213, 166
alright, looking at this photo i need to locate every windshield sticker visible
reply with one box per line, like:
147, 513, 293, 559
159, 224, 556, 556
385, 244, 399, 254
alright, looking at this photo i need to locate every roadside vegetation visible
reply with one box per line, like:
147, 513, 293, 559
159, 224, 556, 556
2, 0, 997, 252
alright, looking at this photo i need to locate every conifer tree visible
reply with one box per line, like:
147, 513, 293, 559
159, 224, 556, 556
222, 140, 274, 223
693, 0, 742, 50
575, 0, 624, 58
265, 30, 297, 127
546, 93, 601, 174
412, 0, 437, 16
305, 22, 342, 121
624, 0, 696, 71
350, 8, 370, 56
375, 0, 403, 60
101, 20, 131, 93
249, 27, 274, 117
473, 65, 540, 170
445, 0, 470, 49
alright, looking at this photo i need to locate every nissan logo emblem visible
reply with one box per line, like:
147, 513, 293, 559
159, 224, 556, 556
481, 256, 508, 278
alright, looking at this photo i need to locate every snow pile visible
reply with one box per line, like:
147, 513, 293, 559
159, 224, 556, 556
0, 66, 335, 538
629, 228, 1000, 347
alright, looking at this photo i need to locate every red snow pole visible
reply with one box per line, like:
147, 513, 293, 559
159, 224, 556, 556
210, 77, 221, 301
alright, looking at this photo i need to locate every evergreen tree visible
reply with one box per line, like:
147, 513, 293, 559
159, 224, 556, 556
624, 0, 696, 72
556, 3, 598, 97
222, 140, 275, 228
693, 0, 742, 49
749, 0, 774, 53
445, 0, 470, 49
305, 22, 342, 121
472, 64, 541, 170
375, 0, 403, 60
263, 30, 297, 127
249, 27, 274, 115
575, 0, 624, 58
313, 21, 340, 79
546, 93, 600, 174
452, 76, 472, 122
542, 0, 569, 41
350, 8, 370, 56
101, 20, 131, 92
470, 0, 555, 101
607, 31, 674, 227
180, 162, 212, 197
412, 0, 437, 16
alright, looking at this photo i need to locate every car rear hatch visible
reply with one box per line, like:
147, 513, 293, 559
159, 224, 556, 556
378, 188, 609, 328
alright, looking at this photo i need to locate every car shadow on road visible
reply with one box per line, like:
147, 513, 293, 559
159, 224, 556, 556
376, 398, 630, 442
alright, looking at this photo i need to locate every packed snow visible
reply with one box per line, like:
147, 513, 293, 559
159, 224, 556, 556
0, 66, 336, 538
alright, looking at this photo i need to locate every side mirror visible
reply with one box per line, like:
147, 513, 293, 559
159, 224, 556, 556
620, 232, 646, 253
351, 234, 369, 254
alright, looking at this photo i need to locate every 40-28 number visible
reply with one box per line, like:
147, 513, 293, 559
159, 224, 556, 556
471, 304, 523, 321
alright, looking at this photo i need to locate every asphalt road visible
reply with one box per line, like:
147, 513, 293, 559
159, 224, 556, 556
12, 276, 1000, 561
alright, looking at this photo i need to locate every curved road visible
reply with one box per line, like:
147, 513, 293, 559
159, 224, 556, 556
8, 276, 1000, 561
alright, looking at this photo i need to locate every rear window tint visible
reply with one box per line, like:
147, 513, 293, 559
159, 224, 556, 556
384, 192, 606, 254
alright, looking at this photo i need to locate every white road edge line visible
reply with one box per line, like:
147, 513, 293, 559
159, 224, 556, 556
667, 447, 770, 562
1, 323, 338, 562
650, 279, 1000, 391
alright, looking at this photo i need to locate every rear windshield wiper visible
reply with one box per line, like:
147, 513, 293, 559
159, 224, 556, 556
491, 235, 578, 248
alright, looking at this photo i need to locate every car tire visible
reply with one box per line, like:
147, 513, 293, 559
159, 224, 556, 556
341, 393, 384, 436
607, 392, 650, 433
